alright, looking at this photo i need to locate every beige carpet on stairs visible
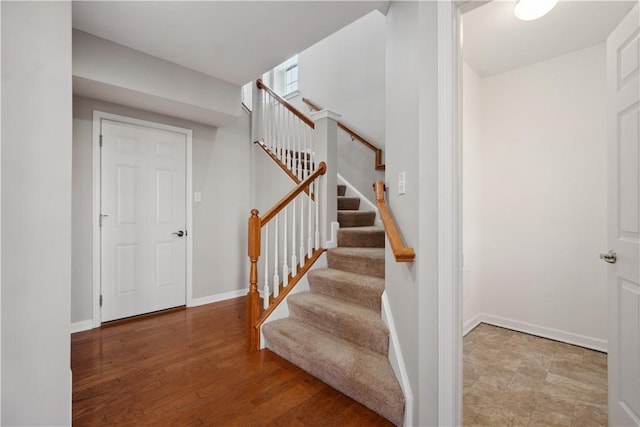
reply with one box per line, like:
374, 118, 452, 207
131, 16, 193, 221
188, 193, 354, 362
262, 184, 405, 426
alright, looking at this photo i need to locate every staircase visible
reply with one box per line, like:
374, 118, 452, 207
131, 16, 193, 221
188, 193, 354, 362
263, 184, 405, 426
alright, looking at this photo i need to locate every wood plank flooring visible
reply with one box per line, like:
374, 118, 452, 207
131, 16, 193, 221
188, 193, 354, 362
72, 297, 393, 426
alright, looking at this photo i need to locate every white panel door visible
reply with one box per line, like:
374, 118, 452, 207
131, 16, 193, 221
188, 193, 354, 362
607, 4, 640, 426
101, 119, 187, 322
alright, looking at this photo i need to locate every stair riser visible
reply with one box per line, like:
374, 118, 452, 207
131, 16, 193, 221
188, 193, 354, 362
288, 297, 389, 356
337, 211, 376, 227
327, 251, 385, 279
338, 197, 360, 210
338, 229, 385, 248
308, 270, 382, 311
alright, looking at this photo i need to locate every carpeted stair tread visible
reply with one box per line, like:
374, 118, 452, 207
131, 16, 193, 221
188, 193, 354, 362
263, 318, 404, 426
308, 268, 384, 311
327, 247, 385, 278
338, 210, 376, 227
337, 184, 347, 197
338, 196, 361, 210
338, 226, 385, 248
288, 292, 388, 355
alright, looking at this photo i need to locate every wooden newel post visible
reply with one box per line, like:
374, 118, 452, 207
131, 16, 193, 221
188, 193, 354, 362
247, 209, 261, 350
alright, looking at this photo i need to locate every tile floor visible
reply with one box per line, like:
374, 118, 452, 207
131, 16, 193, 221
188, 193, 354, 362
463, 323, 607, 427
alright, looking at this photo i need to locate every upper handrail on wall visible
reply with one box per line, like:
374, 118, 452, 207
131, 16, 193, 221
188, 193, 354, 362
302, 97, 385, 171
374, 180, 415, 262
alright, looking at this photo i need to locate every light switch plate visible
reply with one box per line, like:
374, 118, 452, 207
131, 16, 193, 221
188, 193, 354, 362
194, 192, 202, 202
398, 172, 406, 195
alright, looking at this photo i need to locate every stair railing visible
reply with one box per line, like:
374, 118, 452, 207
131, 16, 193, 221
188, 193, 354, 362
256, 79, 316, 185
247, 162, 328, 351
303, 97, 385, 171
374, 180, 415, 262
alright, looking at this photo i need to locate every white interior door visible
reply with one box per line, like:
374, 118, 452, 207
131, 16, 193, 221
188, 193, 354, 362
101, 119, 187, 322
606, 4, 640, 425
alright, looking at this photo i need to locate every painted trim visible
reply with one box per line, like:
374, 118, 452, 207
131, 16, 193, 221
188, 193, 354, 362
436, 2, 463, 426
189, 289, 246, 308
463, 313, 483, 337
479, 314, 608, 353
381, 292, 414, 427
71, 320, 94, 334
326, 221, 340, 249
92, 111, 193, 327
337, 173, 381, 225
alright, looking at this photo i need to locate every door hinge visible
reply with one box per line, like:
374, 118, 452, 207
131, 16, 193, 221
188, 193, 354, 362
99, 214, 108, 227
99, 295, 103, 306
99, 135, 103, 147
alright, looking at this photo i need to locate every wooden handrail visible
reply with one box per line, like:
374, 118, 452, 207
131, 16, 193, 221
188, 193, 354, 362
374, 181, 415, 262
257, 79, 315, 129
302, 97, 385, 170
261, 161, 326, 225
254, 141, 315, 199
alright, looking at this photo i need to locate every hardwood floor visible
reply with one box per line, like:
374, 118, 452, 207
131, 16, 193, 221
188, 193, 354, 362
72, 297, 393, 426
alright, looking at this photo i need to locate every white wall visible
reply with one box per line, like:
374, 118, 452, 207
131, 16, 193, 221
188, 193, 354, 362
72, 96, 251, 324
73, 30, 241, 128
1, 2, 72, 424
466, 44, 608, 349
385, 2, 439, 424
289, 11, 386, 203
462, 61, 484, 332
1, 2, 4, 421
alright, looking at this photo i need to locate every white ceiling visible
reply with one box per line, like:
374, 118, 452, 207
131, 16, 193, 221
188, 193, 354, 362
72, 1, 389, 86
463, 0, 637, 77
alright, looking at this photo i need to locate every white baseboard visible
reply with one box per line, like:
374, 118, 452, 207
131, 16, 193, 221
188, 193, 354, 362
71, 319, 94, 334
72, 290, 246, 334
189, 289, 246, 307
463, 313, 483, 337
381, 292, 414, 427
476, 313, 608, 353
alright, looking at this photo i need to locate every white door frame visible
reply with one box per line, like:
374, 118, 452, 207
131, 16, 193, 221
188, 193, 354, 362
436, 1, 464, 426
92, 110, 193, 327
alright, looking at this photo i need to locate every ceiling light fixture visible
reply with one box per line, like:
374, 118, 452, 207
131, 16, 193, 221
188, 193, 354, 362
514, 0, 559, 21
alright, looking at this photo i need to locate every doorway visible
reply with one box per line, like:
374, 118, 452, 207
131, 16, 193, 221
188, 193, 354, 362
92, 111, 193, 324
459, 0, 638, 424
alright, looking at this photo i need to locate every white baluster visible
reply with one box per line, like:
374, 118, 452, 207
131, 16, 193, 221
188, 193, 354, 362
272, 97, 277, 155
266, 94, 271, 151
282, 105, 287, 164
264, 93, 269, 150
267, 94, 272, 152
264, 223, 269, 309
278, 103, 284, 163
291, 197, 297, 276
270, 95, 274, 152
296, 120, 302, 179
273, 214, 280, 298
283, 205, 289, 287
308, 179, 313, 259
287, 112, 292, 172
300, 191, 305, 267
260, 89, 265, 145
315, 175, 320, 250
